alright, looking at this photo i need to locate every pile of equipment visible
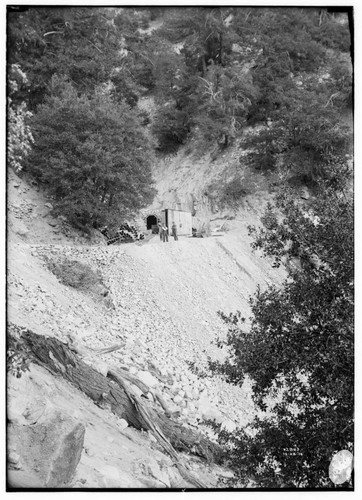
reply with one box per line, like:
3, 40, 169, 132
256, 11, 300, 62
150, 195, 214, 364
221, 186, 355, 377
99, 223, 145, 245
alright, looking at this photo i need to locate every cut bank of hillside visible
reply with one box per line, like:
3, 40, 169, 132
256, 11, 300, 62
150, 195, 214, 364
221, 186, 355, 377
7, 156, 286, 488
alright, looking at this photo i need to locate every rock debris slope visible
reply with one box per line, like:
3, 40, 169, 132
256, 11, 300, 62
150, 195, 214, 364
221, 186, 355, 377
7, 168, 285, 488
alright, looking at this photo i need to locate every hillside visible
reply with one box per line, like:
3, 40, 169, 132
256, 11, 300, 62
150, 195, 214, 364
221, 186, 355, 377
6, 5, 353, 490
7, 156, 286, 488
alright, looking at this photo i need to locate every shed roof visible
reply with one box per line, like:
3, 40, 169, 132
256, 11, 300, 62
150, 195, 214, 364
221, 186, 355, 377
162, 208, 192, 214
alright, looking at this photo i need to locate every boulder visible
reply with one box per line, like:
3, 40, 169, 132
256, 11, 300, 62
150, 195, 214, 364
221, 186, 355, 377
12, 219, 29, 236
91, 359, 108, 377
33, 205, 51, 217
136, 370, 159, 388
118, 418, 128, 431
8, 451, 22, 470
8, 409, 85, 488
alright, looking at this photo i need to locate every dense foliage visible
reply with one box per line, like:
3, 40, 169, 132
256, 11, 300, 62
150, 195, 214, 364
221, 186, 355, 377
209, 164, 353, 487
8, 7, 351, 196
8, 6, 158, 228
25, 77, 155, 230
7, 7, 141, 109
241, 63, 352, 183
153, 7, 352, 164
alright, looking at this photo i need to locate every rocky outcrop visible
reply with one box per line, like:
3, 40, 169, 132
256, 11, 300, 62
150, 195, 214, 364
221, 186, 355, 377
8, 409, 85, 488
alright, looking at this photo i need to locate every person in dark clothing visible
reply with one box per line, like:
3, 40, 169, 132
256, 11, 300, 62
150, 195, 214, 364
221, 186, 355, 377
171, 222, 178, 241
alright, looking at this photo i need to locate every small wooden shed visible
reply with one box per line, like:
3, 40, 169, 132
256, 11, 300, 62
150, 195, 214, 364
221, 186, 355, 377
161, 209, 192, 237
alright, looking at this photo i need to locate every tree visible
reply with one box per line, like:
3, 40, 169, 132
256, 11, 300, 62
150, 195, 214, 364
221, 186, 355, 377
7, 6, 144, 109
193, 64, 258, 150
312, 11, 351, 52
242, 77, 352, 182
209, 166, 353, 487
151, 42, 186, 104
25, 77, 156, 230
231, 7, 350, 125
158, 7, 232, 74
148, 6, 351, 160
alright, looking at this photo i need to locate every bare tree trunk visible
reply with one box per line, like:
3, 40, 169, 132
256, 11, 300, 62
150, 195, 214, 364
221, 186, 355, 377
108, 192, 114, 207
8, 324, 224, 465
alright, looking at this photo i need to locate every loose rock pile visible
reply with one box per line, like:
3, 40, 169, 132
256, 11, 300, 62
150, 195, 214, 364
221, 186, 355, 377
8, 161, 290, 489
12, 242, 255, 440
7, 169, 259, 474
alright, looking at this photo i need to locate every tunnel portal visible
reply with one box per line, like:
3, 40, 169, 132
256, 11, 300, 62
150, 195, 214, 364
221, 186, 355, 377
146, 214, 158, 230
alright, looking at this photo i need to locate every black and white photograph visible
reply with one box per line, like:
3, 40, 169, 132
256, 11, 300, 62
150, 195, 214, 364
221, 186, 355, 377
5, 3, 354, 492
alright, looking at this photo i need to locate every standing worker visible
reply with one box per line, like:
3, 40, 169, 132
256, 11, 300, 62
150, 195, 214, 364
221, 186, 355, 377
171, 222, 178, 241
162, 223, 169, 242
158, 221, 163, 241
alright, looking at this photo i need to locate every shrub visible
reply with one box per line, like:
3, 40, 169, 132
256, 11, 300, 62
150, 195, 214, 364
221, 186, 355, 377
209, 168, 354, 488
25, 77, 156, 230
218, 176, 251, 208
7, 336, 31, 379
44, 256, 114, 307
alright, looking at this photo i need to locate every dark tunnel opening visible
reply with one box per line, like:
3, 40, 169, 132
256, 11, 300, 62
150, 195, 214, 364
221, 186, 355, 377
146, 215, 158, 230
